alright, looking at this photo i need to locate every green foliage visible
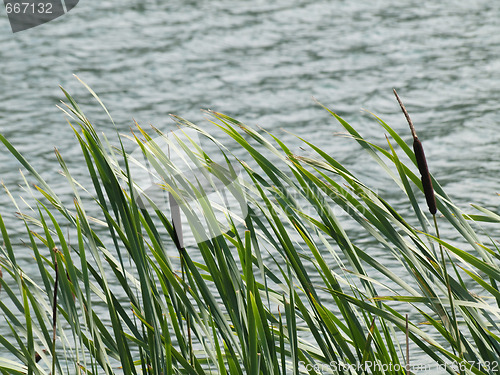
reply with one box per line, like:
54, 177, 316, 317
0, 84, 499, 374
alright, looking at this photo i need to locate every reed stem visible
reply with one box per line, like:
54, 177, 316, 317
52, 250, 59, 375
405, 314, 410, 375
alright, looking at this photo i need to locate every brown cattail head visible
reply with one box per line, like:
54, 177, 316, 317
413, 138, 437, 214
393, 89, 437, 215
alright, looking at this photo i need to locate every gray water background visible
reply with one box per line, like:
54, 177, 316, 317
1, 0, 500, 372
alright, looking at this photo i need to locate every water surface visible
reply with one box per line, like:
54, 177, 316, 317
1, 1, 499, 371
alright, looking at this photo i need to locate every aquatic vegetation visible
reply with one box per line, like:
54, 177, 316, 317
0, 83, 499, 374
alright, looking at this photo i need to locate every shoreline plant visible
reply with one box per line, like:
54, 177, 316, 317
0, 82, 499, 374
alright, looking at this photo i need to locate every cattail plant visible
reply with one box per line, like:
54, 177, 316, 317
393, 89, 463, 363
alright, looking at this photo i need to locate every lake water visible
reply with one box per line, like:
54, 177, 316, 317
1, 0, 500, 372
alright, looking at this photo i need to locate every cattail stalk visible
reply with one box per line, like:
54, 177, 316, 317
394, 89, 463, 364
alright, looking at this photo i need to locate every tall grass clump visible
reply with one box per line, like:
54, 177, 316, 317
0, 82, 499, 374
